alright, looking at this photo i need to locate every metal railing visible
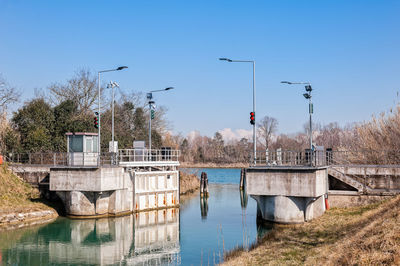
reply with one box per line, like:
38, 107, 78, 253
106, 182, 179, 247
118, 149, 180, 163
251, 149, 400, 167
252, 150, 325, 166
5, 149, 181, 167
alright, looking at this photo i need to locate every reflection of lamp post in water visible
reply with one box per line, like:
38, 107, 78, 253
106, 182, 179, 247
281, 81, 314, 166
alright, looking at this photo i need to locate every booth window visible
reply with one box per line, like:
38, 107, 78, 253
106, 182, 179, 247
92, 136, 98, 153
69, 135, 83, 152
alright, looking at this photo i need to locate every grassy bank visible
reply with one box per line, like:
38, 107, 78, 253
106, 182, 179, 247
179, 170, 200, 195
0, 164, 57, 226
224, 195, 400, 265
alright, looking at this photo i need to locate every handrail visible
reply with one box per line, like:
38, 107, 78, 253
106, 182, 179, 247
251, 149, 400, 166
118, 149, 180, 163
4, 149, 181, 167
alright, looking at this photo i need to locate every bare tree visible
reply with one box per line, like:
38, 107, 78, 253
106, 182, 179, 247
258, 116, 278, 150
0, 75, 20, 111
48, 69, 99, 115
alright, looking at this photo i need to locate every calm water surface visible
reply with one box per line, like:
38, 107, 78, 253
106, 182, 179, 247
0, 168, 267, 265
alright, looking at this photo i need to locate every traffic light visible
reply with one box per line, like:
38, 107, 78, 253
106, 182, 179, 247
250, 112, 255, 125
151, 109, 155, 120
94, 112, 99, 129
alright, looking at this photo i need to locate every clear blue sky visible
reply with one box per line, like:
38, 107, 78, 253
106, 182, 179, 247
1, 0, 399, 138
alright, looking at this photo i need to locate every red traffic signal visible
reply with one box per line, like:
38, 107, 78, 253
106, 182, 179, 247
94, 112, 99, 129
250, 112, 255, 125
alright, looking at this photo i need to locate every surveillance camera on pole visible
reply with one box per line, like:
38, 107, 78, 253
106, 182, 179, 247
281, 81, 314, 166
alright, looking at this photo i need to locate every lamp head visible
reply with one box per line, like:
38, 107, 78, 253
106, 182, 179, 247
303, 93, 311, 99
116, 66, 128, 71
281, 81, 292, 84
305, 85, 312, 92
165, 87, 174, 91
219, 58, 232, 62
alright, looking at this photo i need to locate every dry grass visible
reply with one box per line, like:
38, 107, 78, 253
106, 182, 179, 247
0, 164, 52, 215
224, 195, 400, 266
179, 170, 200, 195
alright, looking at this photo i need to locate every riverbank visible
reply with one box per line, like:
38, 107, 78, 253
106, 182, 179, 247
224, 195, 400, 265
180, 162, 248, 169
179, 170, 200, 195
0, 165, 58, 229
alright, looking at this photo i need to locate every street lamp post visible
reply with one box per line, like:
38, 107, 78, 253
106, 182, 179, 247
97, 66, 127, 161
107, 81, 119, 157
281, 81, 314, 166
146, 87, 174, 151
219, 58, 257, 165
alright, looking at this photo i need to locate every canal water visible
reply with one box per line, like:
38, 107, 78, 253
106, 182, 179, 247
0, 168, 268, 265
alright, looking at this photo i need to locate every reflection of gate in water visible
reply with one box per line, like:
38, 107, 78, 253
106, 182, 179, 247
130, 208, 180, 265
1, 209, 180, 266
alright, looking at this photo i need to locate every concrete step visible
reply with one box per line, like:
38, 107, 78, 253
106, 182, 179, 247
328, 168, 365, 192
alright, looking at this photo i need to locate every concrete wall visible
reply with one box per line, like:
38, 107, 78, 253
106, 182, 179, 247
330, 166, 400, 191
246, 167, 328, 198
333, 166, 400, 176
247, 166, 328, 223
328, 194, 394, 208
253, 195, 326, 224
51, 167, 179, 217
50, 167, 126, 192
10, 165, 50, 187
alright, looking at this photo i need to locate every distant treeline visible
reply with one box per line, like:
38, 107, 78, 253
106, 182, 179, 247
0, 70, 166, 153
1, 71, 399, 165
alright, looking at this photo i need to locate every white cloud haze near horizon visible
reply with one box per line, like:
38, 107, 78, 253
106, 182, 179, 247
187, 128, 252, 142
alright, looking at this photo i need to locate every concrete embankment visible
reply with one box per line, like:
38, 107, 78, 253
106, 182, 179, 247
223, 195, 400, 265
0, 210, 57, 230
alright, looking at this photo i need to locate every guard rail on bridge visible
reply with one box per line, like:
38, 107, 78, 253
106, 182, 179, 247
251, 150, 400, 167
5, 149, 180, 167
251, 149, 400, 195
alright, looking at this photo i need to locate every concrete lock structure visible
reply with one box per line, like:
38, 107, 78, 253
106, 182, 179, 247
49, 132, 180, 217
51, 167, 179, 217
246, 166, 328, 223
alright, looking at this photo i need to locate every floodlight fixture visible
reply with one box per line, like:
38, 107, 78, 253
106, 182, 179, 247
219, 57, 233, 62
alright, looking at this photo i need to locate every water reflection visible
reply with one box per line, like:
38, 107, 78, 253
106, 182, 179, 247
240, 189, 248, 209
200, 197, 209, 220
0, 208, 180, 265
1, 179, 274, 265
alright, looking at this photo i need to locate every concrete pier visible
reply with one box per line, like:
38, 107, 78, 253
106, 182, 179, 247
246, 166, 328, 223
50, 166, 179, 217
